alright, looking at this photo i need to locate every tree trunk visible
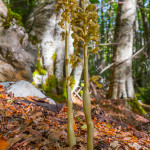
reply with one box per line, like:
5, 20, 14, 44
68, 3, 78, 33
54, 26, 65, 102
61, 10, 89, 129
108, 0, 136, 99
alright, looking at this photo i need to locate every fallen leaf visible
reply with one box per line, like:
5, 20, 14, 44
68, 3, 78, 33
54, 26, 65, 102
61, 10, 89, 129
0, 140, 10, 150
110, 141, 119, 148
80, 124, 87, 130
0, 102, 4, 110
123, 137, 131, 141
128, 142, 142, 150
0, 85, 3, 88
74, 123, 77, 130
94, 128, 100, 137
79, 143, 86, 150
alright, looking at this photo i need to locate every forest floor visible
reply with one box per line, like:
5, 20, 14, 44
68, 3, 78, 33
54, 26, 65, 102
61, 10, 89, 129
0, 86, 150, 150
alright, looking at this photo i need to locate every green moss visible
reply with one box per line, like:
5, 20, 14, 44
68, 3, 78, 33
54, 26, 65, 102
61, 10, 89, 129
49, 75, 57, 90
36, 52, 47, 75
52, 52, 56, 62
42, 75, 57, 94
42, 82, 48, 92
46, 93, 66, 103
2, 6, 23, 29
32, 52, 47, 87
29, 34, 39, 45
33, 70, 40, 77
38, 69, 47, 75
127, 99, 147, 116
51, 52, 57, 72
32, 81, 35, 86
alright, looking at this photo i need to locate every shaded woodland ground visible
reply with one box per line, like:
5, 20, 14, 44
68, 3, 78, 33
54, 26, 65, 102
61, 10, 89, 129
0, 85, 150, 150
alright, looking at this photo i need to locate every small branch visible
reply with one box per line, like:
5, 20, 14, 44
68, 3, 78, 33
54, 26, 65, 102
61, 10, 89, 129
99, 43, 118, 46
97, 43, 149, 73
98, 63, 114, 74
11, 130, 44, 149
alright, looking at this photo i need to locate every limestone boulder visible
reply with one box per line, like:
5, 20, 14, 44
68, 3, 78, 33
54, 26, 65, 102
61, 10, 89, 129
7, 80, 56, 104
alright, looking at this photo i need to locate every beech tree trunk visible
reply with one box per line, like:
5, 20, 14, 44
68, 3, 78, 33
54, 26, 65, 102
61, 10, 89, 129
108, 0, 136, 99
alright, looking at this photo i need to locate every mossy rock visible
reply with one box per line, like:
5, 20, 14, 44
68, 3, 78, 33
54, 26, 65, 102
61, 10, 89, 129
33, 70, 40, 77
36, 52, 47, 75
29, 34, 40, 45
2, 6, 23, 29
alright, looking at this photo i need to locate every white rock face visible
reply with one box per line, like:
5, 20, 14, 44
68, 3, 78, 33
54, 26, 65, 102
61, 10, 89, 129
7, 80, 56, 104
0, 0, 7, 17
0, 0, 38, 82
0, 82, 14, 88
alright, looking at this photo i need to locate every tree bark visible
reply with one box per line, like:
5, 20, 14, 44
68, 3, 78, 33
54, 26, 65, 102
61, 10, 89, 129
108, 0, 136, 99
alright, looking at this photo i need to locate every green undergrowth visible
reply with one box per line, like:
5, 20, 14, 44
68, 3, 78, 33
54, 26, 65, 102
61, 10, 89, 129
127, 99, 148, 117
135, 87, 150, 104
46, 92, 66, 103
42, 75, 57, 93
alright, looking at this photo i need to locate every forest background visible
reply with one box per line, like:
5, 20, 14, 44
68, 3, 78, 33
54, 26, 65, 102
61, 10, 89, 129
3, 0, 149, 103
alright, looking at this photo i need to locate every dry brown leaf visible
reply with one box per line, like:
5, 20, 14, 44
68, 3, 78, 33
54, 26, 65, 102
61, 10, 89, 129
32, 112, 42, 119
94, 128, 100, 137
78, 143, 86, 150
0, 102, 4, 110
110, 141, 119, 148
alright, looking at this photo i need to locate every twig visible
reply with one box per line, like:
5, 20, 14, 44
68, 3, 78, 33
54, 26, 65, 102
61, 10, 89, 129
99, 43, 118, 46
11, 130, 44, 149
97, 43, 149, 73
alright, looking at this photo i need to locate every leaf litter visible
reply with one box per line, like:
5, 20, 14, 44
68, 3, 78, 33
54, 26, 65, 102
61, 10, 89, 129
0, 85, 150, 149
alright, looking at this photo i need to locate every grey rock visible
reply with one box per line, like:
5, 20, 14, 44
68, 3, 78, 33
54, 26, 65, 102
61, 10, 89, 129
0, 0, 7, 17
0, 82, 14, 88
0, 0, 38, 82
7, 80, 56, 104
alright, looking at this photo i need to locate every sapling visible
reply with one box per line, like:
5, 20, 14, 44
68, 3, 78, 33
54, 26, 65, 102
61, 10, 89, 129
71, 0, 100, 149
55, 0, 78, 147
